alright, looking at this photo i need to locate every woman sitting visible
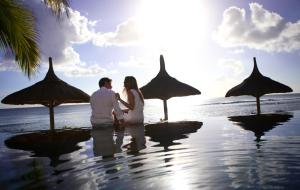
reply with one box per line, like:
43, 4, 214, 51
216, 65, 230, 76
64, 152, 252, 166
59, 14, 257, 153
116, 76, 144, 124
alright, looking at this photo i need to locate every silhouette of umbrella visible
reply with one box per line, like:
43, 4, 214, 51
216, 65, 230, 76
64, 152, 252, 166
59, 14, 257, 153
140, 55, 201, 120
5, 128, 91, 167
228, 113, 293, 142
1, 57, 90, 130
145, 121, 202, 150
225, 57, 292, 114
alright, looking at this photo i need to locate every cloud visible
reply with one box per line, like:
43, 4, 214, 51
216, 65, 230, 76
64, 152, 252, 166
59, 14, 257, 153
231, 49, 245, 54
214, 3, 300, 52
1, 1, 145, 76
0, 58, 19, 72
2, 1, 151, 77
25, 0, 94, 64
56, 62, 106, 77
118, 56, 155, 68
0, 0, 105, 77
218, 58, 244, 75
92, 18, 143, 46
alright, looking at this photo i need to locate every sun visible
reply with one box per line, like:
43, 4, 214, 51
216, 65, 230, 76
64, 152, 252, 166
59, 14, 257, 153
136, 0, 209, 50
134, 0, 217, 98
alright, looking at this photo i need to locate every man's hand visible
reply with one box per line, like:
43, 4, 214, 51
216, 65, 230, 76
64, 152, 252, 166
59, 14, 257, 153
115, 93, 120, 100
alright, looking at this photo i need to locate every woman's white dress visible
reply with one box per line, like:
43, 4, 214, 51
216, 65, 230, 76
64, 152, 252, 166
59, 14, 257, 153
123, 89, 144, 124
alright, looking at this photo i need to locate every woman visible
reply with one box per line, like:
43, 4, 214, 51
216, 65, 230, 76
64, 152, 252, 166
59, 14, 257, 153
116, 76, 144, 124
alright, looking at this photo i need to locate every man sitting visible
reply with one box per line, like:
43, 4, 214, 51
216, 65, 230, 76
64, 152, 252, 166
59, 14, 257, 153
90, 77, 124, 128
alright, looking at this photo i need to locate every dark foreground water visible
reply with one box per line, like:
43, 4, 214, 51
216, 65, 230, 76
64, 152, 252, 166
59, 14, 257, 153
1, 94, 300, 189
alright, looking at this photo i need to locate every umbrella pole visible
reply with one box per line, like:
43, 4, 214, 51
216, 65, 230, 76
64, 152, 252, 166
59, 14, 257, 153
49, 103, 55, 131
256, 96, 261, 115
163, 100, 168, 121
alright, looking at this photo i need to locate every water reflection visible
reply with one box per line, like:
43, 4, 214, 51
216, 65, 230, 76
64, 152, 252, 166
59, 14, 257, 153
5, 129, 90, 167
3, 114, 300, 189
228, 113, 293, 143
91, 127, 118, 158
145, 121, 202, 150
223, 112, 299, 189
123, 124, 146, 153
92, 124, 146, 158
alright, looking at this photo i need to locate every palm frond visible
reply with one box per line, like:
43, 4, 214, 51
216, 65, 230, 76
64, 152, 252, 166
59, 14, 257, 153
0, 0, 39, 77
43, 0, 70, 17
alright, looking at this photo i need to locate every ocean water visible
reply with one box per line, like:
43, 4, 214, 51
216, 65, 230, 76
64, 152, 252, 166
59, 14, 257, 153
0, 93, 300, 189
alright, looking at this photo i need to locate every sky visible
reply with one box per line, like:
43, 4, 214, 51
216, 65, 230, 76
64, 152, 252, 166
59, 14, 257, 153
1, 0, 300, 108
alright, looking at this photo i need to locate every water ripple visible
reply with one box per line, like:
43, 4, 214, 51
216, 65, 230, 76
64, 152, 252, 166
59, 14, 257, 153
1, 110, 300, 189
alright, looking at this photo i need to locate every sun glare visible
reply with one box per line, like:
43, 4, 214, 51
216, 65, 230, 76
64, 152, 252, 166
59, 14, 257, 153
136, 0, 208, 50
135, 0, 218, 98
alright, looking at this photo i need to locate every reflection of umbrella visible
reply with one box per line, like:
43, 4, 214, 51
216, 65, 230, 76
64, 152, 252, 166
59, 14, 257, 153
228, 113, 293, 142
1, 57, 90, 130
140, 55, 201, 120
225, 57, 292, 114
5, 128, 91, 167
145, 121, 202, 150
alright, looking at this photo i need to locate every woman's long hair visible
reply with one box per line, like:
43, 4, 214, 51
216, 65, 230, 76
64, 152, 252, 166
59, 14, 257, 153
124, 76, 144, 104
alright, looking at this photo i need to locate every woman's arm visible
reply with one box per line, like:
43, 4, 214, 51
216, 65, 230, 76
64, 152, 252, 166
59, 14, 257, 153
117, 90, 135, 110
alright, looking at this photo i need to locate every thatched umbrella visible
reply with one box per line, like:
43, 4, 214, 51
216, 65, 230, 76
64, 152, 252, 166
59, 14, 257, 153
1, 57, 90, 130
225, 57, 292, 114
140, 55, 201, 120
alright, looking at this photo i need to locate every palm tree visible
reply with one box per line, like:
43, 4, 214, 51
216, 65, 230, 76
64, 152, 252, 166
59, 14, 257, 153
0, 0, 69, 77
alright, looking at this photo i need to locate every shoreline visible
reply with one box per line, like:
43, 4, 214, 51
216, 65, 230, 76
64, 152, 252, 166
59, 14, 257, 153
0, 92, 299, 110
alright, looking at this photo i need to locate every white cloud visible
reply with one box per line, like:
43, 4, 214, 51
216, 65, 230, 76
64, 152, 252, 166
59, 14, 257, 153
250, 3, 282, 31
0, 0, 156, 79
218, 58, 244, 75
56, 62, 106, 77
1, 1, 144, 76
0, 0, 105, 77
92, 18, 143, 46
214, 3, 300, 52
0, 58, 19, 72
231, 49, 245, 54
25, 1, 94, 64
118, 56, 155, 68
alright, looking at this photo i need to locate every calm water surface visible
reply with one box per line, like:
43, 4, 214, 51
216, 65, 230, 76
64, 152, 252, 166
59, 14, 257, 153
1, 94, 300, 189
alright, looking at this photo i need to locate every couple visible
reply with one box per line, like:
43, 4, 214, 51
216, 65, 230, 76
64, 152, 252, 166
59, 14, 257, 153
90, 76, 144, 128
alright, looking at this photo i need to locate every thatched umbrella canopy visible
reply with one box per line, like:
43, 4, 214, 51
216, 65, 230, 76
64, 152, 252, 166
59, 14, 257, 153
140, 55, 201, 120
1, 57, 90, 130
225, 57, 292, 114
228, 113, 293, 142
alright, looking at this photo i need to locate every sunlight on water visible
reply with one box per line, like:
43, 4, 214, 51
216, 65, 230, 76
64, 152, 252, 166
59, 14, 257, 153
144, 96, 208, 122
0, 94, 300, 189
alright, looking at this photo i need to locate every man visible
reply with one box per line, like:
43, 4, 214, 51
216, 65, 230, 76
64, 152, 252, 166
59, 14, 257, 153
90, 77, 124, 127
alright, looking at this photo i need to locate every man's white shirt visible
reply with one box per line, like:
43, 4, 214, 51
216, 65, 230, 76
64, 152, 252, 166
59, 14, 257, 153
90, 87, 123, 126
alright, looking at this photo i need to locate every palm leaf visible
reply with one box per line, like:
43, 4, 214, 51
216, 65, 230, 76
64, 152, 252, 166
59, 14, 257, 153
0, 0, 70, 77
44, 0, 70, 17
0, 0, 39, 77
